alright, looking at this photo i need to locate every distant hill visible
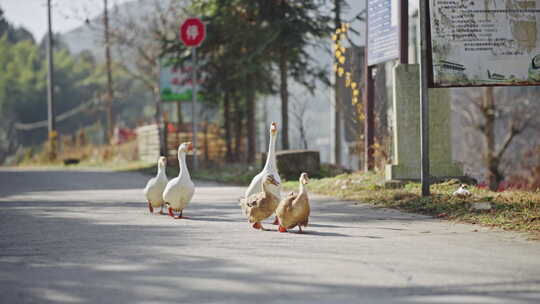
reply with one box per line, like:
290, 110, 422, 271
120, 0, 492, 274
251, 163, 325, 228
61, 0, 173, 59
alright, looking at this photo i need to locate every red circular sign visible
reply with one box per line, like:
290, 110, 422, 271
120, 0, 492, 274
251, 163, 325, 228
180, 18, 206, 47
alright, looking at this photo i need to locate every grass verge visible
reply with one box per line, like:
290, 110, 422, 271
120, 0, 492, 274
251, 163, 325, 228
283, 171, 540, 240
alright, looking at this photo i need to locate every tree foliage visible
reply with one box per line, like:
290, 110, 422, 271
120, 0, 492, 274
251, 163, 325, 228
161, 0, 332, 160
0, 6, 115, 162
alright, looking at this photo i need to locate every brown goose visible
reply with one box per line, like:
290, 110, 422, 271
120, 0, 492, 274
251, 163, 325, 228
240, 174, 280, 230
276, 173, 310, 233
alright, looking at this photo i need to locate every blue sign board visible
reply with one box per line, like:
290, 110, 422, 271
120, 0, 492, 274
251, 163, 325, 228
367, 0, 399, 65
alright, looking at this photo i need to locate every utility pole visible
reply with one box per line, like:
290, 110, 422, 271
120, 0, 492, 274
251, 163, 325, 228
104, 0, 114, 143
46, 0, 56, 160
155, 59, 166, 157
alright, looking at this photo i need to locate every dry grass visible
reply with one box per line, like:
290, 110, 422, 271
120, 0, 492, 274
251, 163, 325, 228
17, 140, 141, 169
283, 172, 540, 239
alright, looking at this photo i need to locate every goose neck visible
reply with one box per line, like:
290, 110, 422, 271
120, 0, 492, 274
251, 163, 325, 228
299, 182, 307, 194
263, 133, 277, 171
157, 166, 166, 177
178, 151, 191, 179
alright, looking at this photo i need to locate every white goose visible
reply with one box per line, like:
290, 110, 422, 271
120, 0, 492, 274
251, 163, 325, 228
243, 122, 281, 224
143, 156, 168, 214
163, 142, 195, 219
453, 184, 472, 198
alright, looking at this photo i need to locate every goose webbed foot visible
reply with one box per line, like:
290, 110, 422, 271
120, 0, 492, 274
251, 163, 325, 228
168, 207, 180, 219
252, 222, 263, 230
148, 201, 154, 213
278, 226, 287, 233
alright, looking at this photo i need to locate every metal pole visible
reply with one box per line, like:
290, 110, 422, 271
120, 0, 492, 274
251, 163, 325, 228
191, 47, 198, 170
364, 65, 375, 171
399, 0, 409, 64
46, 0, 56, 157
419, 0, 430, 196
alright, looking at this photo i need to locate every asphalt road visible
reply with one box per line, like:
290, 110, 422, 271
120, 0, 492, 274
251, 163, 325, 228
1, 168, 539, 304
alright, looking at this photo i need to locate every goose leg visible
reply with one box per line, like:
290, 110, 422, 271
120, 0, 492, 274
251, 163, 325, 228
272, 216, 279, 225
298, 225, 304, 234
148, 201, 154, 213
159, 205, 164, 215
168, 207, 175, 218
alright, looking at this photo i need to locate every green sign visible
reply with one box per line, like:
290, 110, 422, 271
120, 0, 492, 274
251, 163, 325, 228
161, 88, 194, 102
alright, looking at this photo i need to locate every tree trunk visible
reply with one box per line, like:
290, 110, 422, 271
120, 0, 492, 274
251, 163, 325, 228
203, 119, 209, 164
224, 91, 233, 162
483, 87, 500, 191
233, 95, 243, 162
152, 87, 166, 157
279, 49, 289, 150
176, 101, 183, 131
246, 75, 256, 164
299, 124, 308, 149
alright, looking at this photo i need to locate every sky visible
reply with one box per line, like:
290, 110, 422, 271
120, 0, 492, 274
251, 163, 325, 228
2, 0, 420, 43
2, 0, 131, 41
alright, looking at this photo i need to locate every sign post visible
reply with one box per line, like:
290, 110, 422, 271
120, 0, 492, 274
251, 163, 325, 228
180, 17, 206, 170
419, 0, 431, 196
366, 0, 400, 171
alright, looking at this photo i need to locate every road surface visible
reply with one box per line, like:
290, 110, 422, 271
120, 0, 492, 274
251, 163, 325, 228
1, 168, 539, 303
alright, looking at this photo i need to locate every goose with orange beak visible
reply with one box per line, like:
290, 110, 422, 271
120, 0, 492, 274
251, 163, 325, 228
276, 172, 310, 233
243, 122, 282, 224
143, 156, 169, 214
163, 142, 195, 219
240, 174, 281, 230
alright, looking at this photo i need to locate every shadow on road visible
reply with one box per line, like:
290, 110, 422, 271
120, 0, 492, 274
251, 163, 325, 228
2, 169, 539, 303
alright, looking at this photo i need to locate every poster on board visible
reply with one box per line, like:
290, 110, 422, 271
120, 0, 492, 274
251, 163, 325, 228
367, 0, 399, 65
159, 57, 199, 102
429, 0, 540, 87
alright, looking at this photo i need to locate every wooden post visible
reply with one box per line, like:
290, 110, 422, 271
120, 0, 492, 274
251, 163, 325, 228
399, 0, 409, 64
364, 65, 375, 171
163, 112, 169, 162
